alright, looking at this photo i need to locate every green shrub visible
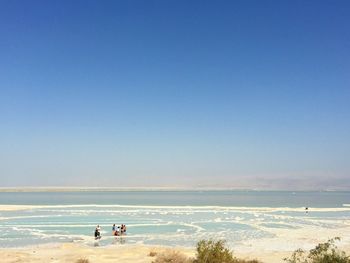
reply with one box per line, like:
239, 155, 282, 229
193, 239, 261, 263
194, 239, 233, 263
284, 237, 350, 263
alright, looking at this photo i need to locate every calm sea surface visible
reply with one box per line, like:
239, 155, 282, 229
1, 190, 349, 251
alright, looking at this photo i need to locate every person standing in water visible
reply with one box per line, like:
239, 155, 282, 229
94, 225, 101, 239
121, 224, 127, 234
112, 224, 116, 235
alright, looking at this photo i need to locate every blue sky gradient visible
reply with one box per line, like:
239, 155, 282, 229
1, 1, 349, 189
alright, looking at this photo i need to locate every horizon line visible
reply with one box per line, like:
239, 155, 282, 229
0, 186, 349, 192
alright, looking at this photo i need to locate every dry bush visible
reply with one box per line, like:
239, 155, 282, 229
152, 249, 192, 263
76, 259, 89, 263
233, 259, 261, 263
149, 250, 158, 257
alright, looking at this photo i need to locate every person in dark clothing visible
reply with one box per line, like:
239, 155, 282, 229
94, 225, 101, 239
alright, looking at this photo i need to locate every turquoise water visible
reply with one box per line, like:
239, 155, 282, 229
0, 190, 350, 250
1, 190, 349, 207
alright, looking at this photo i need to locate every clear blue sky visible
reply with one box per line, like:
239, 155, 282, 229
1, 0, 349, 189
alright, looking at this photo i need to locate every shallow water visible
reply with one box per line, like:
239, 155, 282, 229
0, 190, 349, 251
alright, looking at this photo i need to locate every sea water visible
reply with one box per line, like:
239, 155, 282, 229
0, 190, 349, 251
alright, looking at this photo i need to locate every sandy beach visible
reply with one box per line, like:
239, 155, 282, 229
3, 241, 350, 263
1, 243, 192, 263
0, 242, 296, 263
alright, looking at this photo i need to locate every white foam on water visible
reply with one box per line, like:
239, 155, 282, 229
0, 205, 38, 211
1, 202, 350, 251
0, 214, 63, 220
181, 222, 205, 231
1, 224, 99, 228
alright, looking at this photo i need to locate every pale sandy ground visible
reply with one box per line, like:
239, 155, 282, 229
2, 243, 194, 263
0, 242, 308, 263
2, 242, 350, 263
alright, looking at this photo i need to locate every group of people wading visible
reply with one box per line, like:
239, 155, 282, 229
112, 223, 127, 236
94, 224, 127, 239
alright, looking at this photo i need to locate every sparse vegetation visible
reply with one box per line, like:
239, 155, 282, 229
149, 250, 158, 257
284, 237, 350, 263
152, 249, 192, 263
233, 260, 261, 263
194, 239, 261, 263
155, 237, 350, 263
152, 239, 261, 263
194, 239, 234, 263
75, 258, 89, 263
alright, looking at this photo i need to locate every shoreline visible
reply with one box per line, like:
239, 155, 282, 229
1, 241, 350, 263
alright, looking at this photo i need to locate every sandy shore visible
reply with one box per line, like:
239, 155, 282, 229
0, 242, 303, 263
1, 243, 192, 263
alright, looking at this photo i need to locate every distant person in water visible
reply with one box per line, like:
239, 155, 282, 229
114, 226, 120, 236
112, 224, 116, 235
121, 224, 127, 234
95, 225, 101, 239
305, 207, 309, 214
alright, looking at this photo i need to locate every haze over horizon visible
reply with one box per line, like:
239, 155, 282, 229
1, 1, 349, 190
